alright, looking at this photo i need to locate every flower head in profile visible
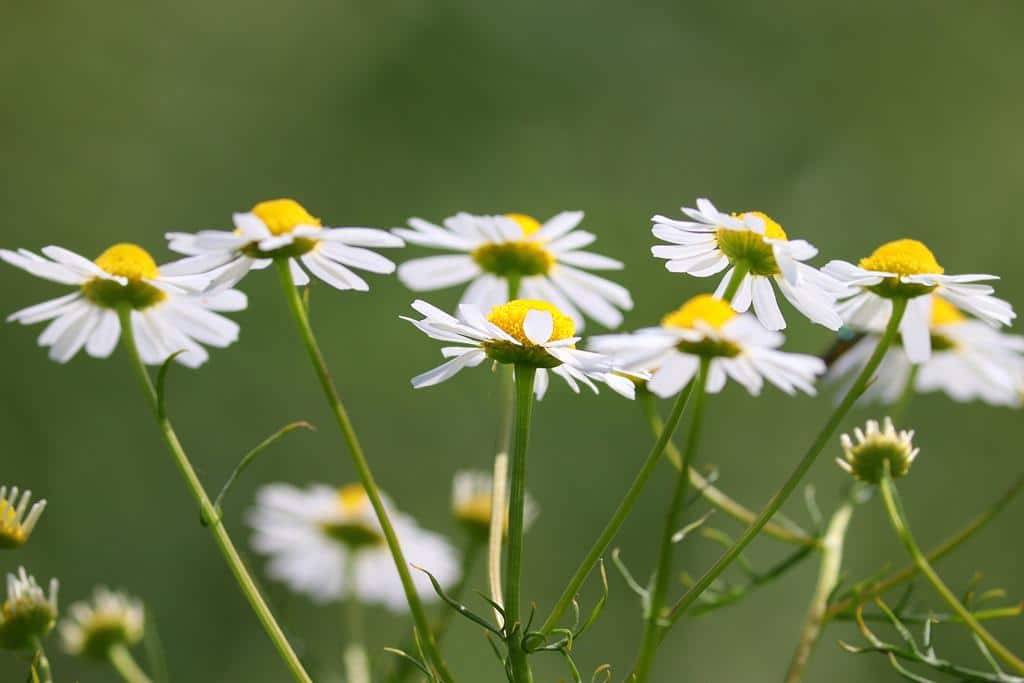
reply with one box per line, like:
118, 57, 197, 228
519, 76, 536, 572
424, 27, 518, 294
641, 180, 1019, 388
248, 483, 459, 610
0, 486, 46, 550
823, 239, 1015, 362
394, 211, 632, 329
166, 198, 404, 291
404, 299, 643, 399
828, 298, 1024, 407
1, 243, 245, 367
836, 418, 918, 484
452, 470, 539, 539
0, 568, 58, 651
60, 587, 144, 659
651, 198, 844, 331
588, 294, 826, 398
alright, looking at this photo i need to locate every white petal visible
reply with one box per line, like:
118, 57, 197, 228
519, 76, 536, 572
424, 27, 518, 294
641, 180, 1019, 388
523, 310, 554, 345
397, 255, 480, 291
751, 277, 786, 330
900, 296, 933, 363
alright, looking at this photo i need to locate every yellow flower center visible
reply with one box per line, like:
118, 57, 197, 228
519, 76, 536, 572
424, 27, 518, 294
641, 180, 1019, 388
661, 294, 736, 330
454, 494, 494, 529
714, 211, 787, 275
251, 198, 322, 236
487, 300, 575, 345
82, 244, 166, 310
94, 244, 160, 280
930, 297, 965, 327
337, 484, 370, 515
859, 239, 943, 277
319, 484, 382, 549
471, 214, 553, 278
0, 500, 26, 549
505, 213, 542, 236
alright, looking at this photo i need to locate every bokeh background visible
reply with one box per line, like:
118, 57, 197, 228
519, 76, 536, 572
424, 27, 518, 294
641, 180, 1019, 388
3, 1, 1023, 681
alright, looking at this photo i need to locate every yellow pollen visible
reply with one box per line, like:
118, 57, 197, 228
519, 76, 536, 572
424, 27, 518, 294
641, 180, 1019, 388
931, 297, 965, 327
251, 198, 322, 236
486, 299, 575, 345
337, 484, 369, 515
93, 244, 160, 280
505, 213, 542, 237
662, 294, 736, 330
456, 494, 493, 527
735, 211, 788, 240
859, 239, 943, 277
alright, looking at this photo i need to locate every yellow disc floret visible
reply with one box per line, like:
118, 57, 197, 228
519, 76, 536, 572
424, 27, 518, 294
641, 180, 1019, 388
930, 297, 965, 327
251, 198, 322, 236
505, 213, 542, 237
320, 484, 382, 549
860, 239, 943, 277
661, 294, 736, 331
337, 484, 370, 515
714, 211, 788, 275
454, 494, 494, 530
487, 300, 575, 344
82, 243, 166, 310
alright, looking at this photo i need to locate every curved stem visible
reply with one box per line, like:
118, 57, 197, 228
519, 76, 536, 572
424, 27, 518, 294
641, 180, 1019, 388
538, 377, 697, 636
826, 474, 1024, 620
506, 366, 536, 683
664, 297, 908, 627
273, 262, 454, 683
890, 363, 919, 423
631, 359, 710, 683
116, 307, 312, 683
109, 644, 154, 683
879, 472, 1024, 674
639, 392, 817, 548
784, 500, 854, 683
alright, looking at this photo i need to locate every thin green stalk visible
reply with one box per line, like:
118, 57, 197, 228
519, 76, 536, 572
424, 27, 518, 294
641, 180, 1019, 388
665, 297, 908, 627
631, 359, 710, 683
31, 637, 53, 683
538, 378, 697, 636
273, 262, 454, 683
826, 474, 1024, 620
639, 391, 817, 548
890, 363, 920, 423
109, 643, 154, 683
879, 472, 1024, 674
343, 554, 370, 683
506, 366, 536, 683
721, 264, 749, 302
116, 307, 312, 683
783, 500, 854, 683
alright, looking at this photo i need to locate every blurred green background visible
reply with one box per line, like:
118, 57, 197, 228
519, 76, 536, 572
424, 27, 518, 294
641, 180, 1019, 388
3, 1, 1023, 681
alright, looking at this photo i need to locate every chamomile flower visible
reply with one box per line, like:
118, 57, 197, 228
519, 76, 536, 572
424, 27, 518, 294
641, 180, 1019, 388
2, 243, 245, 367
165, 198, 404, 291
0, 568, 58, 651
836, 417, 918, 484
60, 588, 144, 659
588, 294, 826, 398
823, 239, 1015, 362
248, 483, 459, 610
404, 299, 642, 399
651, 198, 844, 331
452, 470, 539, 539
828, 298, 1024, 407
393, 212, 633, 329
0, 486, 46, 550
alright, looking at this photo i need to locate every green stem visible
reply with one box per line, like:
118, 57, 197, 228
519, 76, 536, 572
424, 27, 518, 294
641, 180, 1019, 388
783, 500, 854, 683
879, 472, 1024, 674
639, 392, 817, 548
890, 363, 920, 423
664, 297, 908, 627
631, 359, 710, 683
506, 366, 536, 683
826, 474, 1024, 620
343, 554, 370, 683
31, 637, 53, 683
538, 378, 696, 636
721, 264, 749, 302
109, 643, 154, 683
116, 307, 312, 683
273, 262, 454, 683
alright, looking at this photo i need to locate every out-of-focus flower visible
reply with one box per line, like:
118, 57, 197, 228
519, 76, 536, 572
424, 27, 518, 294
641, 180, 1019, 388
0, 486, 46, 550
0, 568, 58, 651
452, 470, 538, 538
60, 587, 144, 659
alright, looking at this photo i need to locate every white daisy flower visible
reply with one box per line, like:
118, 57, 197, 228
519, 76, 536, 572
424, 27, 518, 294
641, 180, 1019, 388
0, 567, 58, 651
60, 587, 145, 659
165, 198, 404, 291
823, 239, 1015, 363
404, 298, 643, 400
651, 198, 844, 331
0, 486, 46, 550
1, 243, 245, 368
248, 483, 460, 610
393, 212, 633, 330
452, 470, 539, 538
828, 298, 1024, 407
588, 294, 826, 398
